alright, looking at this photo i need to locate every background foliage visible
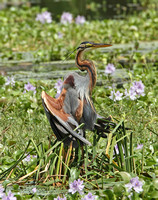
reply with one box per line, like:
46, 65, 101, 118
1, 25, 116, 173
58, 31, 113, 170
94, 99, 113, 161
0, 1, 158, 199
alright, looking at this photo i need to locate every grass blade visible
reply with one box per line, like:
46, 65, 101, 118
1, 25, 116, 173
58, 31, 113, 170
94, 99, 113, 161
109, 135, 116, 164
56, 142, 64, 179
63, 142, 73, 183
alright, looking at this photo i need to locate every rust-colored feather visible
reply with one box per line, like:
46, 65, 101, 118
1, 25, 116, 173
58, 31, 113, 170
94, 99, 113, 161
42, 91, 69, 122
75, 99, 83, 121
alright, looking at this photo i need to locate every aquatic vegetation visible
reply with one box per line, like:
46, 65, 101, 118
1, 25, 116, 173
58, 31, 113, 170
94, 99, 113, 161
125, 177, 143, 196
136, 144, 143, 150
0, 185, 4, 198
109, 90, 123, 101
60, 12, 73, 24
1, 190, 17, 200
104, 63, 116, 74
0, 2, 157, 200
36, 11, 52, 24
69, 179, 84, 195
81, 192, 96, 200
75, 15, 86, 25
24, 82, 36, 94
0, 4, 157, 62
54, 79, 63, 98
5, 76, 15, 87
32, 187, 37, 194
125, 80, 145, 100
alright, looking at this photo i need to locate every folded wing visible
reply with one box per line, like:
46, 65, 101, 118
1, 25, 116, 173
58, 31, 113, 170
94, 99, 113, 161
41, 90, 91, 147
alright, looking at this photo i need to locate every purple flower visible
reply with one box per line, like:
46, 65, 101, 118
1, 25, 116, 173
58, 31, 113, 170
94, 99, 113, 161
23, 154, 37, 162
109, 90, 123, 101
5, 76, 15, 86
32, 187, 36, 193
2, 190, 17, 200
114, 144, 125, 155
125, 177, 143, 193
36, 11, 52, 24
115, 91, 123, 101
75, 15, 86, 25
128, 87, 137, 100
54, 79, 63, 98
109, 90, 115, 100
132, 81, 145, 96
136, 144, 143, 150
57, 32, 63, 39
24, 82, 36, 94
0, 184, 4, 198
125, 80, 145, 100
128, 192, 133, 200
54, 196, 66, 200
69, 179, 84, 195
105, 63, 115, 74
82, 192, 96, 200
60, 12, 73, 24
23, 154, 31, 162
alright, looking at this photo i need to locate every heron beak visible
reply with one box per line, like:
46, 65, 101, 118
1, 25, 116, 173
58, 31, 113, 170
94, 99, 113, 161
92, 43, 112, 48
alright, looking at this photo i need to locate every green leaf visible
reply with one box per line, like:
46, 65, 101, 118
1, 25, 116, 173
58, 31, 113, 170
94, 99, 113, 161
150, 190, 158, 198
69, 167, 80, 183
113, 183, 125, 196
0, 76, 5, 85
119, 172, 131, 183
12, 184, 19, 190
153, 179, 158, 190
103, 190, 114, 200
2, 179, 11, 188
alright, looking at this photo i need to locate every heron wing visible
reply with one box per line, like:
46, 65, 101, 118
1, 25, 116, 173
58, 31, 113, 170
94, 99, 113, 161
64, 72, 97, 130
64, 72, 90, 101
80, 98, 97, 130
41, 91, 91, 146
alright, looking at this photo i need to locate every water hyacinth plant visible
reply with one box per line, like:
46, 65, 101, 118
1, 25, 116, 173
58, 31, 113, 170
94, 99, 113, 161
69, 179, 84, 195
54, 196, 66, 200
105, 63, 116, 74
0, 185, 4, 198
5, 76, 15, 86
53, 179, 97, 199
136, 144, 143, 150
109, 90, 123, 101
57, 32, 63, 39
125, 176, 143, 195
32, 187, 37, 194
125, 81, 145, 100
108, 80, 145, 102
81, 192, 96, 200
0, 2, 157, 200
24, 82, 36, 94
75, 15, 86, 25
54, 79, 63, 98
2, 190, 17, 200
60, 12, 73, 24
36, 11, 52, 24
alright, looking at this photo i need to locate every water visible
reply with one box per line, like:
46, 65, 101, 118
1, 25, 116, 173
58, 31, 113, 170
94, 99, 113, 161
0, 41, 157, 82
39, 0, 143, 20
0, 0, 143, 20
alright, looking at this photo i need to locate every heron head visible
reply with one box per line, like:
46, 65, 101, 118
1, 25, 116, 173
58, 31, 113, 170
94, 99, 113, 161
77, 41, 112, 50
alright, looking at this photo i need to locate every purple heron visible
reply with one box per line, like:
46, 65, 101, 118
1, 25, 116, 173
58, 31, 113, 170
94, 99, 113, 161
42, 41, 112, 147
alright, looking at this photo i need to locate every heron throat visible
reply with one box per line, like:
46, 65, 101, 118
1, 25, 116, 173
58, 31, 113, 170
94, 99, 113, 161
75, 49, 97, 94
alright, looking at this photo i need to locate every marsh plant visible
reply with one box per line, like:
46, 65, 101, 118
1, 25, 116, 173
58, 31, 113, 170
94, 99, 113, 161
0, 2, 158, 200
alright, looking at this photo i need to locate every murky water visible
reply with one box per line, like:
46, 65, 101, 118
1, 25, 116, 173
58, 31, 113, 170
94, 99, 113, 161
0, 41, 157, 85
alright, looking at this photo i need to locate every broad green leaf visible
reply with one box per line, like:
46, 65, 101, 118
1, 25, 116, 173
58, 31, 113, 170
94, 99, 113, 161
119, 172, 131, 183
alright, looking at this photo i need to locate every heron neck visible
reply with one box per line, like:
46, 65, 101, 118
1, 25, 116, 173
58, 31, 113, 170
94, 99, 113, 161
75, 49, 97, 93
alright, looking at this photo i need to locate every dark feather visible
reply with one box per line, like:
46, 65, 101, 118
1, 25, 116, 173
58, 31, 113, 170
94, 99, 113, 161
42, 99, 91, 147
